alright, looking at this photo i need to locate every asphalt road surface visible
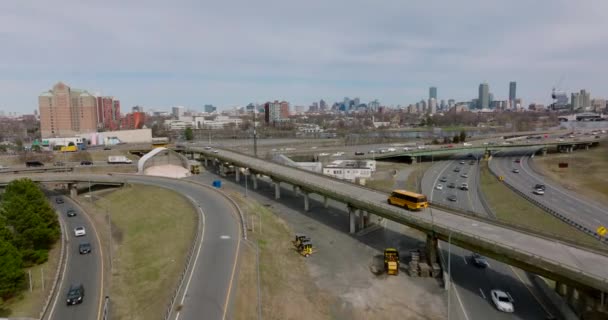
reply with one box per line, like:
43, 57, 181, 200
123, 176, 241, 320
490, 149, 608, 233
422, 157, 553, 320
49, 195, 102, 320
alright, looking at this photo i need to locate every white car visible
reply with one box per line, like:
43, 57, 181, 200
491, 289, 514, 313
533, 189, 545, 195
417, 145, 427, 150
435, 184, 443, 190
212, 150, 219, 154
319, 153, 330, 156
203, 146, 212, 150
74, 226, 86, 237
403, 147, 411, 151
387, 147, 396, 152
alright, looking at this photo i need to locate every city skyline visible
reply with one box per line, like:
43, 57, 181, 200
1, 1, 608, 112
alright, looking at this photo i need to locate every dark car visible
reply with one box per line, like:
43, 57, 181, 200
447, 195, 457, 202
354, 152, 365, 156
66, 209, 77, 217
471, 253, 489, 268
439, 176, 448, 182
447, 182, 456, 188
453, 167, 461, 172
79, 243, 92, 254
534, 184, 546, 191
514, 159, 521, 163
80, 160, 93, 166
103, 146, 112, 150
25, 161, 44, 167
55, 198, 64, 204
66, 284, 85, 305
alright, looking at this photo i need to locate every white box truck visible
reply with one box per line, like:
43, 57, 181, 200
107, 156, 133, 164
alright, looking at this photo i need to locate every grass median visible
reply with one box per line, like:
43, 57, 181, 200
81, 184, 197, 320
480, 161, 603, 249
229, 191, 332, 320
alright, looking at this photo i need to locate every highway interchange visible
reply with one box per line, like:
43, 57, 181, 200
421, 156, 552, 320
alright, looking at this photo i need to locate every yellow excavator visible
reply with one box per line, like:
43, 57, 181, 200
384, 248, 400, 275
293, 234, 313, 257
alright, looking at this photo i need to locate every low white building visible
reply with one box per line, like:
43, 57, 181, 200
164, 119, 194, 130
323, 160, 376, 182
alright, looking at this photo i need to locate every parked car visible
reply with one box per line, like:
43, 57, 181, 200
79, 243, 92, 254
66, 209, 77, 217
66, 284, 85, 305
74, 226, 86, 237
491, 289, 514, 313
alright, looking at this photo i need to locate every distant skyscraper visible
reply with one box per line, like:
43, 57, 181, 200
509, 81, 516, 101
172, 106, 184, 118
428, 98, 437, 114
204, 104, 216, 113
488, 93, 494, 106
478, 83, 489, 109
448, 99, 455, 108
319, 99, 327, 110
580, 89, 591, 108
429, 87, 437, 100
571, 93, 580, 111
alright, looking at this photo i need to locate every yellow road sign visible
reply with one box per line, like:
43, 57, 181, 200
597, 226, 607, 237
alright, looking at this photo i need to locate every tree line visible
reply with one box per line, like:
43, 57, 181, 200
0, 179, 60, 301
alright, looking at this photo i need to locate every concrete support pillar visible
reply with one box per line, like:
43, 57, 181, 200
358, 209, 365, 230
555, 282, 567, 296
411, 156, 417, 164
323, 196, 329, 208
293, 185, 300, 196
303, 192, 310, 212
219, 164, 225, 176
204, 157, 208, 167
274, 181, 281, 200
425, 234, 438, 265
569, 146, 573, 153
235, 168, 240, 182
542, 148, 547, 156
69, 183, 78, 198
252, 174, 258, 190
586, 145, 590, 150
348, 206, 356, 234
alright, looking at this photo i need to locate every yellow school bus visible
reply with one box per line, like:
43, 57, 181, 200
387, 190, 429, 210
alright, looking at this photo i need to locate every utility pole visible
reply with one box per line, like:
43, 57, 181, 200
253, 109, 258, 158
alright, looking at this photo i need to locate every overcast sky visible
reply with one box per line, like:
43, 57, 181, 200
1, 0, 607, 113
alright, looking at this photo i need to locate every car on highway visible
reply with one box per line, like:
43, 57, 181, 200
66, 284, 85, 305
403, 147, 411, 151
204, 146, 212, 150
447, 182, 456, 189
387, 147, 396, 152
104, 145, 112, 150
55, 198, 64, 204
66, 209, 77, 217
459, 160, 465, 164
533, 188, 545, 195
439, 176, 448, 182
354, 152, 365, 156
460, 173, 468, 178
318, 153, 329, 156
435, 184, 443, 190
535, 184, 546, 191
453, 167, 461, 172
491, 289, 514, 313
79, 242, 92, 254
471, 253, 489, 268
514, 159, 521, 163
447, 195, 457, 202
460, 183, 469, 191
212, 150, 219, 154
80, 160, 93, 166
74, 226, 86, 237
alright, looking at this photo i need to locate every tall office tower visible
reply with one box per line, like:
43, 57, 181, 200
571, 93, 580, 111
279, 101, 290, 118
319, 99, 327, 110
429, 87, 437, 100
580, 89, 591, 108
509, 81, 516, 102
428, 98, 437, 114
39, 82, 98, 138
478, 83, 489, 109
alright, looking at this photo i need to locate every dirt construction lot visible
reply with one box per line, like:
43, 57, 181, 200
192, 168, 446, 320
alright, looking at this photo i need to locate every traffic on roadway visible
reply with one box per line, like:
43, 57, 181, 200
422, 156, 554, 319
48, 195, 102, 320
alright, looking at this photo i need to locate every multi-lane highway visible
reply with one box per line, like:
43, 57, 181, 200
490, 149, 608, 234
422, 157, 552, 320
48, 195, 103, 320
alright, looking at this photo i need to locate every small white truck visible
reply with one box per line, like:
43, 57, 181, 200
107, 156, 133, 164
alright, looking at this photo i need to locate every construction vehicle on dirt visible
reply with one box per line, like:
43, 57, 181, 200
293, 234, 313, 257
384, 248, 400, 275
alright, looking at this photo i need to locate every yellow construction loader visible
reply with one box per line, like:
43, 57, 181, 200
293, 234, 313, 257
384, 248, 400, 275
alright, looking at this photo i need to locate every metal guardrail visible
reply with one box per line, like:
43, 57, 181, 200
0, 167, 74, 174
487, 157, 608, 245
102, 296, 110, 320
163, 194, 203, 320
193, 147, 608, 291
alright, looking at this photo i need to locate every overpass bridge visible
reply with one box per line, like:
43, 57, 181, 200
370, 138, 600, 161
185, 147, 608, 309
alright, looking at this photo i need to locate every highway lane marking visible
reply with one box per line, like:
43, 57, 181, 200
222, 206, 242, 320
479, 288, 486, 299
508, 266, 554, 317
452, 282, 471, 320
175, 200, 206, 320
77, 197, 106, 320
47, 211, 71, 320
